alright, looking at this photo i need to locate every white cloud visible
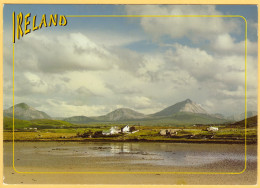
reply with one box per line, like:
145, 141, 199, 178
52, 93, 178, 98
12, 33, 119, 74
3, 5, 257, 117
6, 36, 256, 116
43, 99, 110, 117
214, 34, 235, 51
83, 30, 144, 47
211, 33, 257, 55
125, 5, 240, 41
168, 44, 216, 82
66, 71, 113, 97
137, 55, 165, 81
24, 72, 48, 93
124, 96, 152, 108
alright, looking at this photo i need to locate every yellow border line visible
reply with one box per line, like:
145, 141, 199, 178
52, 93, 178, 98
12, 14, 248, 174
244, 15, 247, 172
1, 0, 260, 4
12, 43, 15, 171
66, 15, 243, 17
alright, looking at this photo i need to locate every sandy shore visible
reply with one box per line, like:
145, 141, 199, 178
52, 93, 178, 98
3, 165, 257, 185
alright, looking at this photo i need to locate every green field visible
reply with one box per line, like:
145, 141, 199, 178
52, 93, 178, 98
4, 117, 74, 130
4, 125, 257, 144
3, 116, 257, 144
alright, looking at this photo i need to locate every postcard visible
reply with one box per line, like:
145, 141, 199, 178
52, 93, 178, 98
1, 2, 259, 186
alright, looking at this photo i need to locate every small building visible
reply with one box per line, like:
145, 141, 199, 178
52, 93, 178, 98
160, 129, 167, 136
207, 127, 218, 132
169, 129, 181, 135
102, 126, 121, 135
110, 126, 121, 134
160, 129, 181, 136
129, 126, 136, 132
121, 125, 136, 133
122, 125, 130, 133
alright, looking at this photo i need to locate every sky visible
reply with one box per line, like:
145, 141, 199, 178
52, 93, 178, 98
3, 5, 258, 117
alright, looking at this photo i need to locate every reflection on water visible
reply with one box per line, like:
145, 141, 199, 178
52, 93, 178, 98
16, 142, 256, 167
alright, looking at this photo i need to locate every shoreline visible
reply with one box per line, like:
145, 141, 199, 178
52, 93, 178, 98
3, 138, 257, 144
3, 142, 257, 184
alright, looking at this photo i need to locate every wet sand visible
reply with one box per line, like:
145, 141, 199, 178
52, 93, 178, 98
3, 142, 257, 185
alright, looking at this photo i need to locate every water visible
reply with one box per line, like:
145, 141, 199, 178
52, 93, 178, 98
4, 142, 256, 171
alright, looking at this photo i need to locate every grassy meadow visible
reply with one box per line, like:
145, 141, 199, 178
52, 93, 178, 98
3, 116, 257, 143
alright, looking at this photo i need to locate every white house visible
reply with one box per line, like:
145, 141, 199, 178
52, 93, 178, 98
207, 127, 218, 132
122, 125, 130, 133
160, 129, 181, 136
160, 129, 167, 136
102, 126, 121, 135
110, 126, 121, 134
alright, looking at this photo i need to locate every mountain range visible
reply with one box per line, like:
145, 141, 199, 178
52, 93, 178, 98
3, 99, 257, 125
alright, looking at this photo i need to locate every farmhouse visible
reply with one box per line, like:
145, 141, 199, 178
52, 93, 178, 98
160, 129, 182, 136
102, 126, 121, 135
121, 125, 136, 133
207, 127, 218, 132
160, 129, 167, 136
111, 126, 121, 134
122, 125, 130, 133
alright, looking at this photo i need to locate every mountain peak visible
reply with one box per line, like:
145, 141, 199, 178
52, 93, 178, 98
153, 99, 207, 117
102, 108, 146, 121
14, 103, 30, 109
4, 103, 51, 120
113, 108, 135, 112
185, 99, 192, 103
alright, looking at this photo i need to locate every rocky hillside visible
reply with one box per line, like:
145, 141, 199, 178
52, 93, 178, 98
96, 108, 147, 121
4, 103, 51, 120
152, 99, 207, 117
63, 116, 94, 124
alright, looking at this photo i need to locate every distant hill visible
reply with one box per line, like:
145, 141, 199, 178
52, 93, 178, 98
4, 116, 74, 130
152, 99, 207, 117
164, 112, 227, 124
63, 116, 95, 124
230, 115, 257, 128
227, 111, 257, 121
95, 108, 147, 121
212, 113, 225, 119
134, 112, 227, 126
52, 117, 66, 120
4, 103, 51, 120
